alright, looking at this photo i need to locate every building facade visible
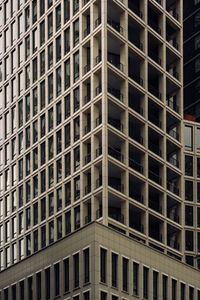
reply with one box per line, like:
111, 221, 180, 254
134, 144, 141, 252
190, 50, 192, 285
0, 0, 200, 299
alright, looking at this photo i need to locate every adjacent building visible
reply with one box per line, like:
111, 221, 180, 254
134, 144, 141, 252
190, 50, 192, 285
0, 0, 200, 299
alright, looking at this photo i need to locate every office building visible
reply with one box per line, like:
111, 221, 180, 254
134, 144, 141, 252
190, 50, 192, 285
0, 0, 200, 299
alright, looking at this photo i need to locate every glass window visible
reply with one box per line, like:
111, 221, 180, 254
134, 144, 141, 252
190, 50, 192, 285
100, 248, 107, 283
56, 130, 62, 154
195, 57, 200, 73
48, 136, 54, 159
48, 43, 53, 69
49, 221, 54, 244
65, 181, 71, 206
73, 0, 79, 15
172, 279, 177, 300
57, 216, 62, 239
65, 152, 71, 177
74, 206, 80, 229
56, 187, 62, 211
41, 142, 46, 165
48, 73, 53, 103
73, 19, 79, 46
32, 28, 38, 53
56, 67, 62, 96
74, 51, 79, 82
40, 0, 45, 16
25, 35, 30, 60
74, 146, 80, 171
111, 253, 118, 287
33, 230, 38, 252
185, 126, 193, 151
64, 258, 69, 292
45, 268, 50, 299
74, 87, 80, 112
41, 225, 46, 248
33, 120, 38, 144
185, 180, 193, 201
56, 36, 61, 62
40, 80, 46, 109
64, 59, 70, 89
64, 27, 70, 54
40, 20, 45, 46
40, 50, 45, 76
74, 117, 80, 141
84, 248, 90, 283
133, 262, 139, 296
25, 65, 30, 89
64, 0, 70, 22
33, 147, 38, 171
18, 100, 23, 128
32, 0, 37, 23
49, 193, 54, 216
41, 169, 46, 193
195, 11, 200, 27
36, 273, 41, 300
185, 156, 193, 176
143, 267, 148, 299
73, 253, 79, 288
65, 94, 70, 118
65, 123, 70, 148
56, 5, 61, 30
54, 263, 60, 296
65, 210, 71, 234
48, 13, 53, 38
57, 159, 62, 183
25, 93, 30, 122
40, 114, 46, 137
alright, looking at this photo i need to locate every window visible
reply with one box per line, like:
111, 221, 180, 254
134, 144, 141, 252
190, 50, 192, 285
19, 281, 24, 300
195, 57, 200, 73
64, 27, 70, 54
48, 108, 53, 131
74, 87, 80, 112
33, 147, 38, 171
153, 271, 158, 300
133, 262, 139, 296
33, 230, 38, 252
74, 117, 80, 141
101, 292, 107, 300
49, 221, 54, 244
162, 275, 168, 300
56, 67, 62, 96
185, 180, 193, 201
181, 283, 185, 300
33, 175, 38, 198
25, 65, 30, 89
40, 50, 45, 76
73, 253, 79, 288
172, 279, 177, 300
65, 94, 70, 118
84, 248, 90, 283
56, 187, 62, 211
57, 216, 62, 239
64, 59, 70, 89
40, 114, 46, 137
32, 28, 38, 52
54, 263, 60, 296
33, 120, 38, 143
65, 211, 71, 234
100, 248, 107, 283
32, 0, 37, 23
73, 19, 79, 46
41, 169, 46, 193
56, 5, 61, 30
195, 11, 200, 27
25, 35, 30, 60
36, 272, 41, 300
74, 51, 79, 82
48, 43, 53, 69
185, 126, 193, 151
189, 287, 194, 300
74, 206, 80, 229
84, 291, 90, 300
65, 153, 71, 177
41, 225, 46, 248
41, 197, 46, 221
25, 94, 30, 122
40, 80, 46, 109
45, 268, 50, 300
185, 206, 193, 226
40, 0, 45, 16
64, 0, 70, 22
143, 267, 148, 299
185, 156, 193, 176
40, 20, 45, 46
48, 13, 53, 38
73, 0, 79, 14
74, 146, 80, 171
26, 235, 31, 256
48, 73, 53, 103
48, 136, 54, 159
49, 193, 54, 216
112, 253, 118, 287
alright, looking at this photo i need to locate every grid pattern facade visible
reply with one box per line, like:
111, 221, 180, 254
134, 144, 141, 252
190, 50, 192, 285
0, 0, 186, 274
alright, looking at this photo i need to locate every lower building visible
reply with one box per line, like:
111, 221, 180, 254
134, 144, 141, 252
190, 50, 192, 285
0, 222, 200, 300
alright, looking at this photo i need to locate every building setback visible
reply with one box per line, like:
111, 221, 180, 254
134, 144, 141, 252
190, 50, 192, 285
0, 0, 200, 299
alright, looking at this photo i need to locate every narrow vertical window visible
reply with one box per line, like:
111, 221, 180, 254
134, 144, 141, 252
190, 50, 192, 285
122, 257, 128, 292
143, 267, 148, 299
153, 271, 158, 300
64, 258, 69, 292
74, 253, 79, 288
100, 248, 107, 283
112, 253, 118, 287
54, 263, 60, 296
84, 248, 90, 283
45, 268, 50, 300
